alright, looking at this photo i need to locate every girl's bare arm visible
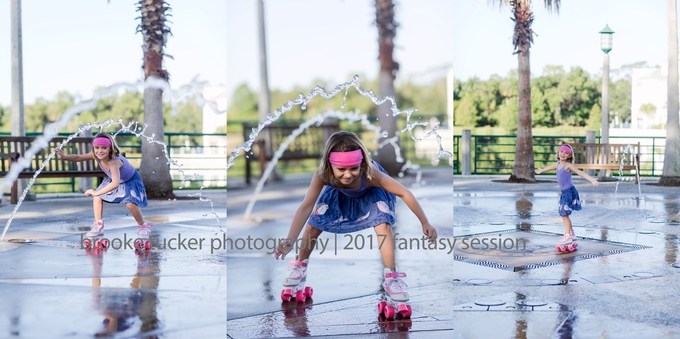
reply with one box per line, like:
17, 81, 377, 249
95, 160, 122, 195
566, 163, 599, 186
55, 149, 93, 162
370, 170, 437, 241
285, 173, 325, 240
535, 163, 557, 174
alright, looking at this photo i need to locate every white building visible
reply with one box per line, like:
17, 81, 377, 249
630, 66, 674, 129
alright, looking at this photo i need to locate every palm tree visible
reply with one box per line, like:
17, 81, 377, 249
659, 0, 680, 186
490, 0, 560, 182
135, 0, 175, 198
374, 0, 402, 176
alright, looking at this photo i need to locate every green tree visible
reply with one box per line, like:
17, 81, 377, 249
586, 103, 601, 131
639, 102, 657, 116
496, 96, 519, 130
25, 92, 77, 132
455, 95, 480, 127
228, 84, 259, 122
558, 67, 598, 126
610, 78, 632, 124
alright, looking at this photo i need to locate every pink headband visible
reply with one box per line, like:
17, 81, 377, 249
559, 145, 572, 154
329, 149, 363, 167
92, 137, 112, 147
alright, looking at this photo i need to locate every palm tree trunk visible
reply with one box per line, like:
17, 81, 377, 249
659, 0, 680, 186
139, 87, 174, 198
509, 1, 536, 182
374, 0, 403, 176
136, 0, 175, 198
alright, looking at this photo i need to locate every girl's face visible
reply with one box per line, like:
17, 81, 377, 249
558, 150, 571, 161
331, 164, 360, 185
94, 145, 111, 160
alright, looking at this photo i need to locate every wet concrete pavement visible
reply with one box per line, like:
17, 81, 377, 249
454, 175, 680, 338
226, 167, 454, 338
0, 189, 226, 338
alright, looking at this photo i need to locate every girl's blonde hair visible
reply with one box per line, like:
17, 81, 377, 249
556, 144, 574, 163
319, 131, 373, 186
91, 132, 121, 160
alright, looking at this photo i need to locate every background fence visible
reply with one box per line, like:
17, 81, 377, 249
453, 134, 668, 177
1, 131, 226, 193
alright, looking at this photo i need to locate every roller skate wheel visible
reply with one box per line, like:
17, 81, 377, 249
572, 243, 578, 250
281, 289, 293, 302
378, 301, 387, 314
304, 286, 313, 298
295, 289, 306, 303
100, 239, 109, 248
384, 305, 395, 319
397, 304, 412, 318
556, 245, 564, 252
135, 240, 143, 249
144, 241, 151, 250
84, 239, 92, 248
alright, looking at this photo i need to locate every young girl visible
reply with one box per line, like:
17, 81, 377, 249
273, 131, 437, 317
55, 132, 152, 240
535, 144, 598, 249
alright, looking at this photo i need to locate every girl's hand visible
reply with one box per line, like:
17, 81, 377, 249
535, 169, 542, 174
84, 189, 97, 197
274, 238, 294, 260
590, 178, 599, 187
55, 149, 64, 159
422, 223, 437, 243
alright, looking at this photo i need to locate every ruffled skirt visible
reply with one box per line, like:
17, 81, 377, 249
96, 171, 148, 208
307, 168, 396, 234
558, 185, 582, 216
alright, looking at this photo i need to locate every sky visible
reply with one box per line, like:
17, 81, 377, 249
454, 0, 670, 82
226, 0, 454, 102
0, 0, 227, 107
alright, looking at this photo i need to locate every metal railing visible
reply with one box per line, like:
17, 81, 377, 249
453, 134, 667, 176
0, 131, 226, 192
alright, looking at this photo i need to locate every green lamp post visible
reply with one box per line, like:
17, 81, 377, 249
599, 24, 615, 179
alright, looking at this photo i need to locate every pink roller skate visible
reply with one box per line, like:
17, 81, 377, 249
134, 223, 153, 253
281, 259, 313, 303
378, 268, 412, 319
84, 220, 109, 250
556, 231, 578, 253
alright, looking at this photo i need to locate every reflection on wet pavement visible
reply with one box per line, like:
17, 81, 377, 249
0, 210, 226, 337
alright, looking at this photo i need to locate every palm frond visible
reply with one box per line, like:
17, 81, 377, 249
543, 0, 560, 13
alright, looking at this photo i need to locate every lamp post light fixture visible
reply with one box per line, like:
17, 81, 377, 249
600, 24, 615, 54
599, 24, 615, 179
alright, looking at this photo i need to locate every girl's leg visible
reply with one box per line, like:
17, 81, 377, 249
562, 216, 573, 235
297, 225, 323, 261
86, 197, 106, 237
126, 203, 145, 225
373, 223, 395, 269
93, 197, 104, 221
